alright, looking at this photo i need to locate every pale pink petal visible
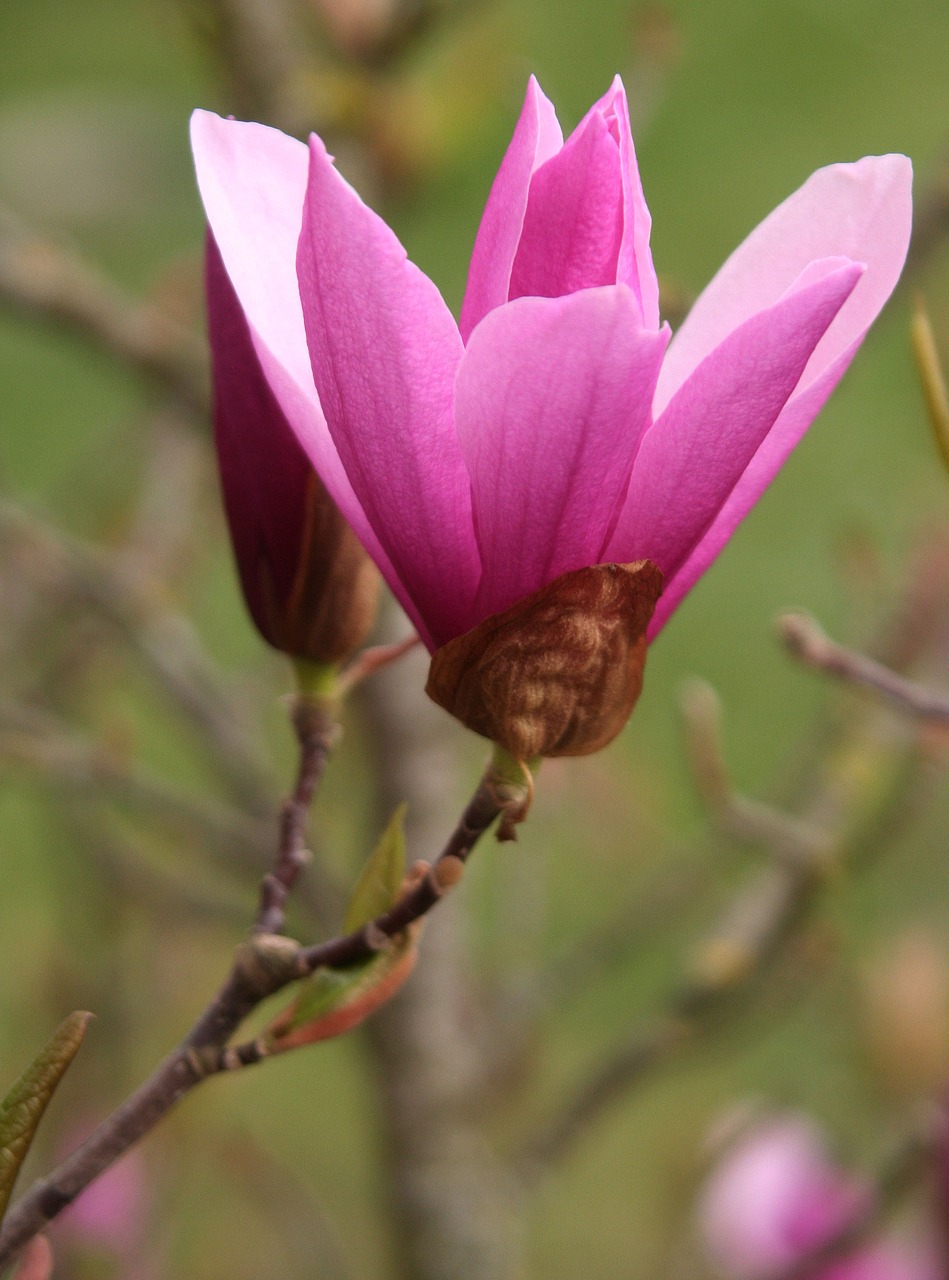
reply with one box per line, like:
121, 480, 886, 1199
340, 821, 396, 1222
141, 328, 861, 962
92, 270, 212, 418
649, 156, 912, 636
454, 286, 669, 620
190, 112, 390, 583
297, 136, 480, 649
610, 259, 863, 581
583, 77, 659, 329
459, 77, 563, 342
650, 349, 851, 634
507, 109, 625, 302
656, 154, 913, 413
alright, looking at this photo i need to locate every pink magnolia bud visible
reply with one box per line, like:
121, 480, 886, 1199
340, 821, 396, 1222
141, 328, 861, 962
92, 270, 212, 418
206, 235, 379, 667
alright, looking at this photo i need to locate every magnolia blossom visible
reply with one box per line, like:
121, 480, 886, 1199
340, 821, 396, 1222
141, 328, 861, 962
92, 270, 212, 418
191, 79, 911, 656
699, 1114, 940, 1280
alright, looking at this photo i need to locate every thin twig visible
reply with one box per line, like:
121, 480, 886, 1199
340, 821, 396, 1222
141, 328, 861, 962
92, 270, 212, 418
517, 632, 933, 1182
681, 678, 828, 859
0, 501, 275, 816
0, 765, 510, 1268
0, 700, 271, 867
780, 611, 949, 723
254, 695, 338, 936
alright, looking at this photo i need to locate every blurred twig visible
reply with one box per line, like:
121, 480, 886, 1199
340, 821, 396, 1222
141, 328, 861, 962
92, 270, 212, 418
681, 678, 827, 859
516, 662, 928, 1182
904, 158, 949, 281
0, 700, 271, 870
0, 205, 207, 413
0, 501, 274, 817
189, 0, 316, 136
360, 615, 525, 1280
0, 754, 513, 1269
781, 611, 949, 723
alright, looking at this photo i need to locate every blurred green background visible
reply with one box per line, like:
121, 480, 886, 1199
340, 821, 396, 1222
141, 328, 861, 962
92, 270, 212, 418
2, 0, 949, 1276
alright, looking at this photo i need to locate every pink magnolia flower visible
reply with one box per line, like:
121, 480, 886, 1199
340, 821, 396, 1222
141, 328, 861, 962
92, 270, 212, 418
191, 78, 911, 656
699, 1114, 940, 1280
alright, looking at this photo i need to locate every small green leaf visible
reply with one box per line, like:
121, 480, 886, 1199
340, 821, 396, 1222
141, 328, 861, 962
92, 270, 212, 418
279, 957, 380, 1032
0, 1012, 92, 1224
264, 935, 419, 1052
343, 804, 407, 934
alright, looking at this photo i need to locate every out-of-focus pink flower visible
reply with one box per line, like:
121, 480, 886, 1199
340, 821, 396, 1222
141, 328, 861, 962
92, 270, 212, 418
191, 78, 911, 655
699, 1114, 940, 1280
57, 1139, 148, 1256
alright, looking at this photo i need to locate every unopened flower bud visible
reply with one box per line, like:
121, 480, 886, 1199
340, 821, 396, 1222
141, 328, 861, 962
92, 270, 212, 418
425, 560, 663, 760
206, 234, 380, 665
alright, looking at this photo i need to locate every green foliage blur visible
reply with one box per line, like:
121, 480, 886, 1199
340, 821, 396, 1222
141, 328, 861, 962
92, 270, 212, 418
2, 0, 949, 1276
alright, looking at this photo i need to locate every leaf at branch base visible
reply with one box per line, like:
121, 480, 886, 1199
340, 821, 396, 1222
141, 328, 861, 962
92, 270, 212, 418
264, 848, 427, 1052
263, 940, 420, 1051
343, 803, 407, 934
0, 1012, 92, 1226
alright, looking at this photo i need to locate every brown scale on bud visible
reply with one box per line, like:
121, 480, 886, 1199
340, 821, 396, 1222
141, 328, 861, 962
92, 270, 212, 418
255, 470, 381, 666
426, 561, 663, 761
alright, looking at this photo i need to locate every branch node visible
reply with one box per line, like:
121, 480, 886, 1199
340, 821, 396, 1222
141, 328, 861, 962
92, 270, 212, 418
233, 934, 302, 997
430, 854, 465, 895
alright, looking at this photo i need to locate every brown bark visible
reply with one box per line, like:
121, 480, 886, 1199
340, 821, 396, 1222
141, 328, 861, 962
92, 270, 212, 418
361, 616, 523, 1280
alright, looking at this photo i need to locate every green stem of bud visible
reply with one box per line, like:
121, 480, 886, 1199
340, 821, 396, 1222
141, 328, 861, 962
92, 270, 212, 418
292, 658, 339, 703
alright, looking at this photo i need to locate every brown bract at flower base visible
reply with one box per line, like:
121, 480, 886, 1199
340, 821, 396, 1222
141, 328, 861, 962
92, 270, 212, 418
425, 560, 664, 762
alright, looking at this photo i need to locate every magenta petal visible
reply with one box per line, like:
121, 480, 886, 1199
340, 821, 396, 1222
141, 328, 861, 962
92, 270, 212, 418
508, 109, 626, 302
656, 154, 913, 413
454, 286, 670, 621
190, 112, 391, 583
584, 77, 659, 329
609, 259, 864, 581
459, 77, 563, 342
297, 136, 480, 649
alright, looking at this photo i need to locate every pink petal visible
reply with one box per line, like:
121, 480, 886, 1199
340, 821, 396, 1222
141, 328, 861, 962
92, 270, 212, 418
459, 77, 563, 343
297, 136, 480, 650
508, 108, 626, 303
648, 155, 911, 635
656, 154, 913, 413
650, 350, 851, 634
584, 77, 659, 330
454, 286, 669, 621
610, 259, 863, 583
190, 112, 391, 582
